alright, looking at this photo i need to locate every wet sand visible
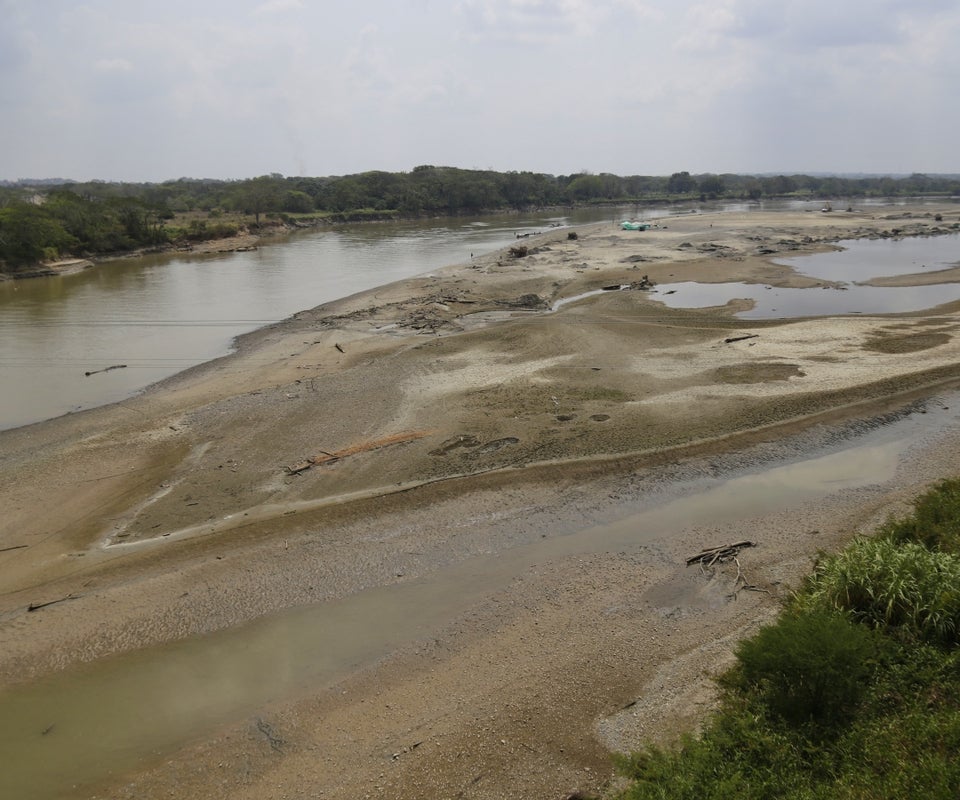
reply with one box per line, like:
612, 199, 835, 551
3, 205, 960, 798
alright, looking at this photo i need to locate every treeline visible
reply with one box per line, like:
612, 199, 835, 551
2, 167, 959, 269
615, 478, 960, 799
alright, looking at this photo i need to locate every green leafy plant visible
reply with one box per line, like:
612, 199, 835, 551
880, 477, 960, 553
728, 611, 877, 730
797, 537, 960, 645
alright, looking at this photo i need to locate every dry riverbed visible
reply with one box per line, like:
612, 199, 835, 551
3, 206, 960, 799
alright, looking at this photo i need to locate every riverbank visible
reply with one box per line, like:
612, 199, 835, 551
3, 205, 960, 798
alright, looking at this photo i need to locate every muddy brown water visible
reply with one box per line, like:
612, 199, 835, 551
0, 207, 643, 431
1, 402, 949, 799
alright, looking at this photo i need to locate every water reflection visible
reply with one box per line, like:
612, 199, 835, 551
653, 233, 960, 319
776, 233, 960, 282
652, 280, 960, 319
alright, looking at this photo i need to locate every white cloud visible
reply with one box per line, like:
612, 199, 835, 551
94, 57, 134, 72
255, 0, 304, 14
0, 0, 957, 180
457, 0, 602, 43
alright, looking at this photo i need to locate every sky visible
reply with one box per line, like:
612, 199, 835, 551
1, 0, 958, 182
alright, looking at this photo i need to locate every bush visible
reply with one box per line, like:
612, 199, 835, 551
729, 611, 877, 730
797, 537, 960, 645
615, 475, 960, 800
182, 219, 240, 242
880, 477, 960, 553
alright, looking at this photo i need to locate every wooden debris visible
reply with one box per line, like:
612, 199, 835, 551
285, 430, 433, 475
334, 343, 344, 353
723, 334, 759, 344
27, 593, 80, 612
84, 364, 127, 377
0, 544, 28, 553
686, 541, 767, 598
685, 540, 755, 566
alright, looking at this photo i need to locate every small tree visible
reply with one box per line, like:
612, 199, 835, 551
667, 171, 697, 194
729, 611, 876, 731
230, 175, 282, 227
698, 175, 725, 198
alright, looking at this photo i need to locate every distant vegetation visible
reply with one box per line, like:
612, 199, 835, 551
1, 167, 959, 271
614, 477, 960, 799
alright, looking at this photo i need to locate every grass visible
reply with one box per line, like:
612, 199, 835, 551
795, 537, 960, 644
879, 477, 960, 553
612, 478, 960, 799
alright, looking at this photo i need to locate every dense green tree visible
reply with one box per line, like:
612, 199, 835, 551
667, 170, 697, 194
280, 190, 315, 213
5, 168, 959, 271
229, 175, 282, 225
697, 175, 725, 197
0, 202, 76, 267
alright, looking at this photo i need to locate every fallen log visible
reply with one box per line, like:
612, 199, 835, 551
685, 540, 756, 566
84, 364, 127, 377
686, 541, 767, 598
285, 430, 433, 475
27, 593, 80, 612
723, 334, 759, 344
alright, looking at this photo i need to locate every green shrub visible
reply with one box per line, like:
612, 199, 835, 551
615, 475, 960, 800
880, 477, 960, 553
728, 611, 877, 730
797, 537, 960, 644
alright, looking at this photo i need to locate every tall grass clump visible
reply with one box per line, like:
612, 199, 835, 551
879, 477, 960, 553
797, 537, 960, 645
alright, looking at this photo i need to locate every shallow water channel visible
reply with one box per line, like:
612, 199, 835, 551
652, 233, 960, 318
0, 399, 955, 799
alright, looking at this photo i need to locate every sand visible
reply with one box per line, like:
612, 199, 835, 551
3, 205, 960, 799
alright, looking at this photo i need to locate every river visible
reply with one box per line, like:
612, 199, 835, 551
0, 198, 956, 798
0, 198, 943, 431
0, 207, 634, 431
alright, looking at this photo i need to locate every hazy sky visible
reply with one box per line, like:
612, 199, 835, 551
2, 0, 958, 182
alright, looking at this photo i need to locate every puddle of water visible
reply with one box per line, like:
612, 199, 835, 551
0, 418, 926, 799
653, 233, 960, 319
652, 280, 960, 319
776, 233, 960, 283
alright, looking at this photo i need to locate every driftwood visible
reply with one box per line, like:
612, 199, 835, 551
334, 343, 344, 353
0, 544, 28, 553
685, 540, 755, 567
723, 334, 759, 344
84, 364, 127, 377
286, 429, 433, 475
27, 593, 80, 612
686, 541, 767, 598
